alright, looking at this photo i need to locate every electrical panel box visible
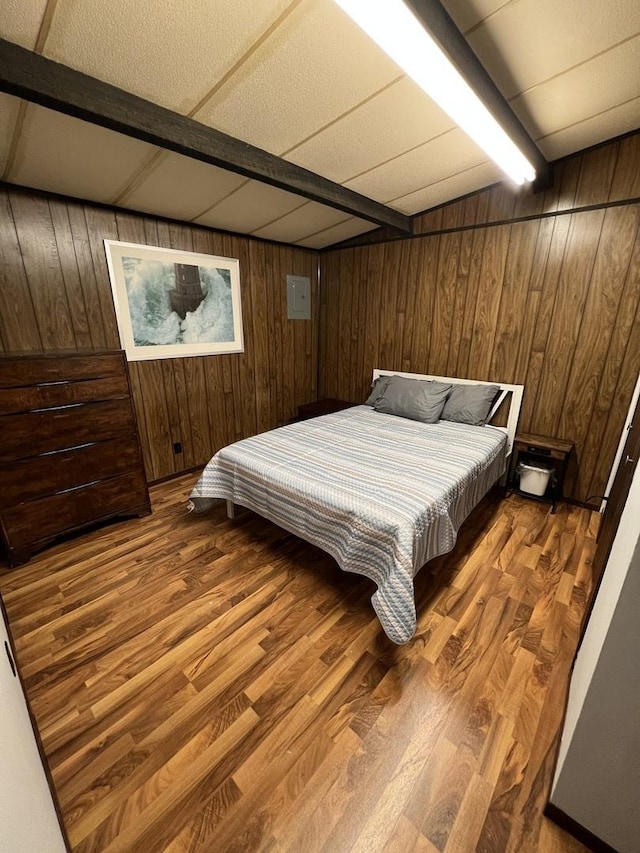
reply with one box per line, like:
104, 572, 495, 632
286, 275, 311, 320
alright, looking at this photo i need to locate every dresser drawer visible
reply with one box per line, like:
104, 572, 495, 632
0, 375, 129, 415
0, 353, 125, 388
0, 438, 143, 509
1, 471, 150, 552
1, 399, 136, 461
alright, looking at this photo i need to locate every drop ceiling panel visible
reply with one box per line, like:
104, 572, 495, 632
346, 128, 487, 210
0, 93, 21, 176
441, 0, 513, 33
513, 37, 640, 142
118, 153, 246, 222
394, 161, 502, 217
8, 104, 158, 204
537, 98, 640, 161
252, 201, 347, 243
44, 0, 293, 114
193, 0, 402, 155
193, 180, 303, 233
466, 0, 640, 100
298, 218, 378, 249
0, 0, 49, 49
286, 77, 455, 184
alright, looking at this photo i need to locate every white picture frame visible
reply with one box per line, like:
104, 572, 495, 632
104, 239, 244, 361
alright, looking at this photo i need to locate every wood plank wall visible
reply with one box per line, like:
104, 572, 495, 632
0, 187, 318, 481
319, 133, 640, 505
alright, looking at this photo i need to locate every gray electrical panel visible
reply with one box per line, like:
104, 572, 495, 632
286, 275, 311, 320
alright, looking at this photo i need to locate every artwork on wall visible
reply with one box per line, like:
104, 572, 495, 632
104, 240, 244, 360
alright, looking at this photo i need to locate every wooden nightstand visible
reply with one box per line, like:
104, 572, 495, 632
297, 398, 353, 420
508, 432, 574, 513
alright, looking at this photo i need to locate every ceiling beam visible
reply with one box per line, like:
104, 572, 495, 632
403, 0, 551, 189
0, 38, 412, 233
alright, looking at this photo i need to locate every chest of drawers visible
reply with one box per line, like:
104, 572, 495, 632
0, 350, 151, 566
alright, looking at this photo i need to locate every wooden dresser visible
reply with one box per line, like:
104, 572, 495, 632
0, 350, 151, 567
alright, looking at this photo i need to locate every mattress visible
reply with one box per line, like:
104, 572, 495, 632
188, 405, 507, 643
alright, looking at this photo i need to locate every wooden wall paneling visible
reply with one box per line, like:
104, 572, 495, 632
557, 207, 638, 498
264, 245, 279, 424
248, 240, 271, 431
462, 193, 480, 227
136, 360, 174, 480
179, 357, 213, 466
160, 362, 183, 474
584, 219, 640, 500
66, 203, 108, 348
413, 205, 443, 235
168, 360, 195, 470
609, 134, 640, 201
279, 244, 295, 422
0, 189, 42, 351
400, 240, 420, 375
488, 221, 540, 384
379, 241, 400, 372
10, 193, 76, 349
127, 361, 155, 478
429, 231, 460, 375
234, 234, 258, 438
533, 210, 605, 439
411, 236, 439, 373
466, 224, 511, 379
485, 183, 517, 223
84, 206, 121, 348
361, 243, 381, 382
446, 229, 472, 376
554, 155, 583, 213
348, 246, 364, 401
455, 226, 487, 378
393, 238, 409, 371
337, 248, 354, 399
520, 216, 572, 432
512, 219, 555, 393
308, 251, 318, 405
574, 144, 619, 208
47, 199, 93, 349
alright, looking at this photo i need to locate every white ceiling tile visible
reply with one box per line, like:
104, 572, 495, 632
44, 0, 294, 114
536, 97, 640, 161
0, 93, 21, 177
467, 0, 640, 99
193, 180, 303, 233
513, 37, 640, 142
297, 218, 378, 249
7, 104, 158, 203
393, 161, 502, 216
0, 0, 48, 49
441, 0, 513, 34
194, 0, 401, 154
252, 202, 347, 242
119, 153, 246, 221
286, 77, 455, 183
346, 128, 487, 205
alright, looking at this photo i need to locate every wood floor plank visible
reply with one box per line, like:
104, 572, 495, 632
0, 474, 598, 852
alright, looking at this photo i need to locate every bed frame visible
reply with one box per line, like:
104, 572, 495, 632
225, 371, 524, 521
372, 369, 524, 458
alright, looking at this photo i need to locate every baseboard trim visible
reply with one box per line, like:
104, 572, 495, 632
545, 802, 619, 853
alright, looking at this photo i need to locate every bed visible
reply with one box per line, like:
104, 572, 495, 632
188, 371, 524, 643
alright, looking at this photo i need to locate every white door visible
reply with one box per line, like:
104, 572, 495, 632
1, 604, 67, 852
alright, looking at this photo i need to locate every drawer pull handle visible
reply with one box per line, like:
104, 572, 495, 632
626, 455, 635, 464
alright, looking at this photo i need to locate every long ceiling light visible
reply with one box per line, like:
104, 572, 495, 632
333, 0, 536, 185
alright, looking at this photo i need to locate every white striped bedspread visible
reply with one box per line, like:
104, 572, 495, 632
188, 405, 507, 644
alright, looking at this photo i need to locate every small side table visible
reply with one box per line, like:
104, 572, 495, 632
509, 432, 574, 513
297, 398, 353, 420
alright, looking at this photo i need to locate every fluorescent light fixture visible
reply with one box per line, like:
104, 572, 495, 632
333, 0, 536, 185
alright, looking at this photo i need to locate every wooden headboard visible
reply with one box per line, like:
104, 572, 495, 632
373, 369, 524, 457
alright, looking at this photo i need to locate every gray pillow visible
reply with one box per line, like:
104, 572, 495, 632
373, 376, 452, 423
364, 375, 391, 406
441, 383, 500, 425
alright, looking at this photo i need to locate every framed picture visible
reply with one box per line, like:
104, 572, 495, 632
104, 240, 244, 360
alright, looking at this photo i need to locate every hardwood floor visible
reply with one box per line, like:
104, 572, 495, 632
0, 474, 597, 853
